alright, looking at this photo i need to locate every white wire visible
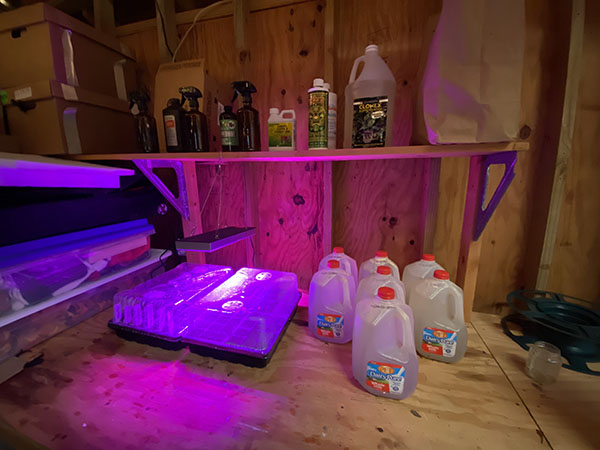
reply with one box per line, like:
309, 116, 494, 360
171, 0, 233, 63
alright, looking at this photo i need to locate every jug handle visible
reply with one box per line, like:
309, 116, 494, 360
341, 275, 353, 311
397, 306, 414, 348
280, 109, 296, 120
348, 56, 366, 84
450, 288, 464, 323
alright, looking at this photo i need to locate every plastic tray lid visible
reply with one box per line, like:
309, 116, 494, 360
181, 267, 299, 357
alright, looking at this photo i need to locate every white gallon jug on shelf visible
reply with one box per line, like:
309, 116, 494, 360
344, 44, 396, 148
308, 259, 357, 343
411, 270, 467, 363
402, 254, 444, 304
358, 250, 400, 282
352, 287, 418, 399
318, 246, 358, 283
356, 265, 406, 305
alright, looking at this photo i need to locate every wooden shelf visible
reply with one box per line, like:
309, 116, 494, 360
68, 142, 529, 163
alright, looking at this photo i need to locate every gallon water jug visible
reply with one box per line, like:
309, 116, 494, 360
356, 265, 406, 305
344, 44, 396, 148
411, 270, 467, 363
318, 246, 358, 283
402, 254, 444, 304
358, 250, 400, 282
353, 287, 418, 399
308, 260, 356, 343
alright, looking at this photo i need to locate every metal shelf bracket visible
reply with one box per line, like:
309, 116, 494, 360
133, 159, 190, 220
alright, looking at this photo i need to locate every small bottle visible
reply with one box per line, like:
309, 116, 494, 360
232, 81, 261, 151
308, 78, 328, 150
179, 86, 210, 152
323, 82, 337, 149
162, 98, 186, 153
219, 105, 239, 152
268, 108, 296, 151
129, 90, 159, 153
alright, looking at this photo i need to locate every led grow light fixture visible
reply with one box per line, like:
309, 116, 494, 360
175, 227, 256, 252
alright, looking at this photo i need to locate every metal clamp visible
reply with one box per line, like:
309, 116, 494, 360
133, 159, 189, 220
474, 151, 517, 240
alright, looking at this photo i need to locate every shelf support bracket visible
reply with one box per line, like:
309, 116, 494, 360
133, 159, 189, 220
474, 151, 517, 240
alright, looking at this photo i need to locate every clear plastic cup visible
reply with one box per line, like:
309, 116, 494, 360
526, 341, 561, 385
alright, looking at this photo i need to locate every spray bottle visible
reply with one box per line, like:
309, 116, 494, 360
179, 86, 210, 152
232, 81, 261, 152
162, 98, 186, 153
129, 90, 159, 153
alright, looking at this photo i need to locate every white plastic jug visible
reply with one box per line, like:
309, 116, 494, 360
308, 259, 357, 343
356, 265, 406, 305
353, 286, 418, 399
318, 246, 358, 283
358, 250, 400, 282
268, 108, 296, 151
402, 254, 444, 304
411, 270, 467, 363
344, 44, 396, 148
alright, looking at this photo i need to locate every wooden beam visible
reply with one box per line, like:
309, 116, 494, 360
181, 161, 205, 264
93, 0, 116, 35
421, 157, 441, 254
117, 0, 313, 37
536, 0, 585, 290
156, 0, 180, 63
234, 0, 250, 73
456, 156, 484, 322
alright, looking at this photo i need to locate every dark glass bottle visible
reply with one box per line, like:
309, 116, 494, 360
162, 98, 185, 153
179, 86, 210, 152
232, 81, 261, 152
129, 91, 159, 153
219, 105, 239, 152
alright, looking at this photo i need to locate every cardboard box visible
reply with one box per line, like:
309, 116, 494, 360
154, 59, 230, 153
4, 80, 136, 155
0, 3, 136, 100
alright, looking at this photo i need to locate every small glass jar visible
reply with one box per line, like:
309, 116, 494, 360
526, 341, 562, 385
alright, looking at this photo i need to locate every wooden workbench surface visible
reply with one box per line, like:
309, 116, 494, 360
0, 308, 590, 450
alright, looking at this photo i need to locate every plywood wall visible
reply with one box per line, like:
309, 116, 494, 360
548, 0, 600, 306
119, 0, 576, 305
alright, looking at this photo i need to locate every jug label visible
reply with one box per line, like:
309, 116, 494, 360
366, 361, 405, 394
164, 115, 178, 146
352, 96, 388, 148
316, 313, 343, 338
422, 327, 457, 357
268, 122, 294, 148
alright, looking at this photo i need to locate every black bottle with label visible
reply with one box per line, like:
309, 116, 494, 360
179, 86, 210, 152
162, 98, 186, 153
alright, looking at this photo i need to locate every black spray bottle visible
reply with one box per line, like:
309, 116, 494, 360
179, 86, 210, 152
129, 90, 159, 153
232, 81, 260, 152
162, 98, 186, 152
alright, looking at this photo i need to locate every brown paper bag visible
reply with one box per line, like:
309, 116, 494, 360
414, 0, 525, 144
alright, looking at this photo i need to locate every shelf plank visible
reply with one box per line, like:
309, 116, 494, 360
67, 142, 529, 163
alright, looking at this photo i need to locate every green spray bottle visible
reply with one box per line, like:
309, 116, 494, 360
232, 81, 261, 152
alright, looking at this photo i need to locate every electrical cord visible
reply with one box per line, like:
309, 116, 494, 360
155, 0, 174, 57
171, 0, 232, 63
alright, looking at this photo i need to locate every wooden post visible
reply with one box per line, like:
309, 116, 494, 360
456, 156, 484, 321
536, 0, 585, 290
234, 0, 250, 76
181, 161, 205, 264
93, 0, 116, 35
322, 0, 336, 256
156, 0, 180, 63
421, 158, 441, 254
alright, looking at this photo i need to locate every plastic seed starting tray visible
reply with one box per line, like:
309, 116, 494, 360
109, 263, 299, 367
